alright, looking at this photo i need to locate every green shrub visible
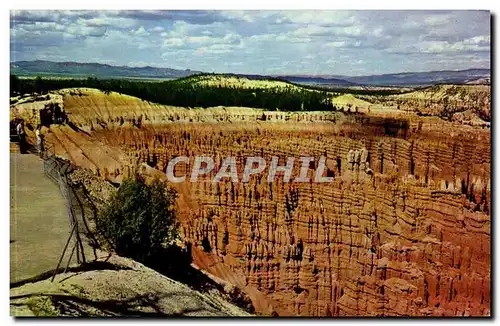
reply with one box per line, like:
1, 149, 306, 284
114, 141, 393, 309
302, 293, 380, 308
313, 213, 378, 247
96, 176, 178, 264
26, 297, 60, 316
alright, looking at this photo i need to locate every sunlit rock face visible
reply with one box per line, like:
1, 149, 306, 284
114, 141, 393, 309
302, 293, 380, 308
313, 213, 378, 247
25, 89, 490, 316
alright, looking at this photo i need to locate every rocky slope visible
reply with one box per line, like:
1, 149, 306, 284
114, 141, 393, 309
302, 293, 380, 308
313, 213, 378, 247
10, 252, 252, 317
98, 120, 489, 316
360, 85, 491, 125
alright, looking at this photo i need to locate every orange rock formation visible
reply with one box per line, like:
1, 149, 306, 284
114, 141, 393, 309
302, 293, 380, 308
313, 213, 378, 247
12, 89, 490, 316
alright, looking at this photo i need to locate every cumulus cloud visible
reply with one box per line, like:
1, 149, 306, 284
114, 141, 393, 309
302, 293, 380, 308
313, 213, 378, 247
10, 10, 490, 75
151, 26, 165, 33
116, 10, 235, 25
388, 35, 490, 54
163, 38, 185, 48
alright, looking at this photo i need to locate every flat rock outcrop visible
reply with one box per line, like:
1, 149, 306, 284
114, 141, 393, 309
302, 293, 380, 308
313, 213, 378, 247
10, 252, 252, 317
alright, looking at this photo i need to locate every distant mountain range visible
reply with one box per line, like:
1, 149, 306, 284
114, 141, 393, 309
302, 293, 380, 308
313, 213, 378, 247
10, 60, 202, 79
274, 69, 490, 86
10, 60, 490, 86
336, 69, 490, 86
273, 75, 357, 87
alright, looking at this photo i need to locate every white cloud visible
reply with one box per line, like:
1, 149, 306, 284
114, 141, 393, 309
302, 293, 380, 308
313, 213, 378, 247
163, 32, 241, 50
421, 40, 490, 53
424, 15, 452, 26
128, 61, 160, 67
326, 41, 347, 48
76, 15, 138, 29
195, 43, 237, 55
10, 10, 491, 75
392, 35, 490, 54
151, 26, 164, 32
221, 10, 256, 23
278, 11, 357, 26
66, 25, 107, 37
463, 35, 490, 46
163, 38, 185, 48
133, 26, 149, 36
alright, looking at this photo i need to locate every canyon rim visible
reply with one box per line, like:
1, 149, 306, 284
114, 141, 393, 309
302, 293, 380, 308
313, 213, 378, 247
9, 9, 491, 318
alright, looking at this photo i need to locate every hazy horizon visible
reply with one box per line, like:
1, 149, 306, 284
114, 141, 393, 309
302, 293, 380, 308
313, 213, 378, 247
9, 58, 490, 78
10, 10, 491, 76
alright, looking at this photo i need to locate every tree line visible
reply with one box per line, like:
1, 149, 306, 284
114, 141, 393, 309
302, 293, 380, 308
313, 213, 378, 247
10, 75, 334, 111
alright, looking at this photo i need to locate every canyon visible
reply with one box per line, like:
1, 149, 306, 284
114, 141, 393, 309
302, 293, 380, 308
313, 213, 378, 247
10, 86, 491, 316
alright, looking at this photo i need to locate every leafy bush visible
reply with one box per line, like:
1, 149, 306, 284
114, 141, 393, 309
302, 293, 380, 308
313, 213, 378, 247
95, 176, 178, 264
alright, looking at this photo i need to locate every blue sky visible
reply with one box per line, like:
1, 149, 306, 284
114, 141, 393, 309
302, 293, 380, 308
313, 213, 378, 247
10, 10, 490, 76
